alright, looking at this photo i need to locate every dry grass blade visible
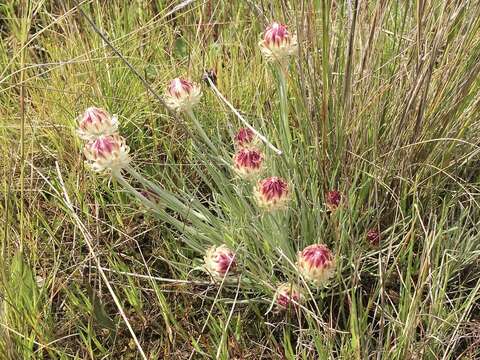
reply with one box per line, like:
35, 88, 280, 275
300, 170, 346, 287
53, 163, 148, 360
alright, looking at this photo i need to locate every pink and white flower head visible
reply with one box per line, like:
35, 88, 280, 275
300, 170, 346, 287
259, 22, 297, 63
83, 134, 131, 173
234, 127, 256, 148
254, 176, 290, 210
326, 190, 342, 211
164, 77, 202, 112
275, 282, 303, 310
297, 244, 335, 286
204, 244, 237, 279
233, 148, 264, 178
77, 107, 118, 141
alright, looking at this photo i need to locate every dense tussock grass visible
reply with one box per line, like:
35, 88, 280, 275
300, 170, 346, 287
1, 0, 480, 359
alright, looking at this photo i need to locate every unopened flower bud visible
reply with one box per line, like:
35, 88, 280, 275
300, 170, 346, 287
204, 244, 237, 279
326, 190, 342, 211
254, 176, 290, 210
83, 135, 131, 173
259, 22, 297, 63
234, 127, 256, 148
275, 283, 303, 310
233, 148, 264, 178
77, 107, 118, 140
297, 244, 335, 286
164, 78, 202, 112
366, 229, 380, 246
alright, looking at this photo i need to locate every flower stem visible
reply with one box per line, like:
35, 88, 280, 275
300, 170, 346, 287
113, 170, 164, 210
277, 68, 292, 153
262, 210, 292, 260
126, 165, 208, 222
185, 108, 217, 154
124, 165, 225, 243
112, 170, 212, 242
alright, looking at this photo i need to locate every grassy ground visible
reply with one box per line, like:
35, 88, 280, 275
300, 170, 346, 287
1, 0, 480, 359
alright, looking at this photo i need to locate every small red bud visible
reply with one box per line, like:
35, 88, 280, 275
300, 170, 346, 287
366, 229, 380, 246
326, 190, 342, 211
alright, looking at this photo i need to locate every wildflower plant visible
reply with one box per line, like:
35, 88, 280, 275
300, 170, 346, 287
76, 19, 328, 316
19, 2, 478, 358
72, 17, 352, 357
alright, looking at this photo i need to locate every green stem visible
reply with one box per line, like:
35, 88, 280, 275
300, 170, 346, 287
263, 210, 292, 260
113, 170, 160, 210
113, 170, 211, 242
185, 109, 217, 154
19, 3, 31, 253
278, 68, 292, 152
126, 165, 207, 222
125, 166, 223, 242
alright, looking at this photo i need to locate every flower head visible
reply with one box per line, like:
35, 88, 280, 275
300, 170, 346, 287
259, 22, 297, 63
234, 127, 256, 148
83, 135, 131, 173
77, 107, 118, 140
233, 148, 264, 178
204, 244, 237, 279
297, 244, 335, 286
326, 190, 342, 211
366, 229, 380, 246
254, 176, 290, 210
164, 78, 202, 112
275, 283, 303, 310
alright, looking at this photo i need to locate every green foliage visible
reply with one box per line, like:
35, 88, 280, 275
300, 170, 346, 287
1, 0, 480, 359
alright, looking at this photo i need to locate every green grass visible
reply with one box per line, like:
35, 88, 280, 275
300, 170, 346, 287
1, 0, 480, 359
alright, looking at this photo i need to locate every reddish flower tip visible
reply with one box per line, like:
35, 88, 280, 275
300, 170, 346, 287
366, 229, 380, 246
233, 148, 264, 178
164, 77, 201, 112
77, 107, 118, 140
83, 134, 130, 173
326, 190, 342, 211
168, 78, 190, 97
254, 176, 290, 210
263, 22, 289, 46
259, 22, 297, 62
204, 245, 237, 279
275, 283, 303, 310
297, 244, 335, 286
234, 127, 256, 148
